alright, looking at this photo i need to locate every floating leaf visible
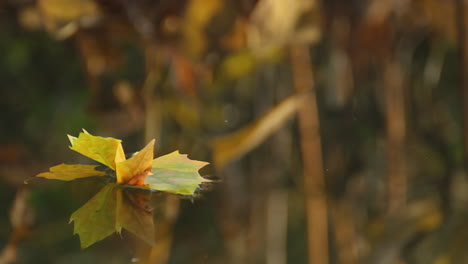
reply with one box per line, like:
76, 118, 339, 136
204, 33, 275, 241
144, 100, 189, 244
145, 151, 209, 195
70, 184, 118, 248
68, 130, 125, 170
36, 164, 105, 181
36, 130, 211, 248
116, 139, 154, 184
115, 189, 155, 246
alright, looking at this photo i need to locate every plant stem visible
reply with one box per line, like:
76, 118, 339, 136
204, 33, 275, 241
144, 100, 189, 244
290, 45, 329, 264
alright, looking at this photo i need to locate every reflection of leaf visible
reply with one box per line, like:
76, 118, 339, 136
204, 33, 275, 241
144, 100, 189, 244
68, 130, 125, 170
70, 184, 156, 248
116, 189, 155, 246
70, 184, 118, 248
36, 130, 212, 248
212, 94, 304, 168
116, 139, 154, 184
145, 151, 209, 195
36, 164, 105, 181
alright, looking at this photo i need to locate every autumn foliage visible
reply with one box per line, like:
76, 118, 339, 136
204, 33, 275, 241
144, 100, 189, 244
36, 130, 210, 248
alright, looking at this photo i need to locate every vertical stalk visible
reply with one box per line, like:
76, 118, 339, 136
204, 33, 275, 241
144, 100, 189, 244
266, 189, 288, 264
384, 61, 406, 215
290, 45, 329, 264
331, 201, 357, 264
455, 0, 468, 166
141, 44, 180, 264
142, 44, 162, 144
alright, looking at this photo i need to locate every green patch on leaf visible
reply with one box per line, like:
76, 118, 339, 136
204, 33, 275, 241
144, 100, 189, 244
146, 151, 210, 195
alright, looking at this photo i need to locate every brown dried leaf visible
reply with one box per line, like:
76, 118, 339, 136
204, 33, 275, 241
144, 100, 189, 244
213, 94, 305, 168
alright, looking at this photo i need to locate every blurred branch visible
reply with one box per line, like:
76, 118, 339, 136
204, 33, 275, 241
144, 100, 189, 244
290, 45, 328, 264
0, 188, 34, 264
212, 94, 305, 168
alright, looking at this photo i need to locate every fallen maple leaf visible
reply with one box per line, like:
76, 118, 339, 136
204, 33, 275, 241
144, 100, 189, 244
36, 164, 105, 181
36, 129, 211, 248
37, 129, 210, 193
67, 129, 125, 170
146, 151, 210, 195
116, 139, 154, 185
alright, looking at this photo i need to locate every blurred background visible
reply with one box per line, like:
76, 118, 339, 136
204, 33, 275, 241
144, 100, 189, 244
1, 0, 468, 263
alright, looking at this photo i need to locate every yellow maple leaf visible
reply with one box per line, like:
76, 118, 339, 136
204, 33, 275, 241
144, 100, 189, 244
115, 139, 155, 184
37, 163, 105, 181
68, 129, 125, 170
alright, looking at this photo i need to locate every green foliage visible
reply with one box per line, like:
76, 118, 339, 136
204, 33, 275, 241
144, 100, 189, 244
37, 130, 210, 248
